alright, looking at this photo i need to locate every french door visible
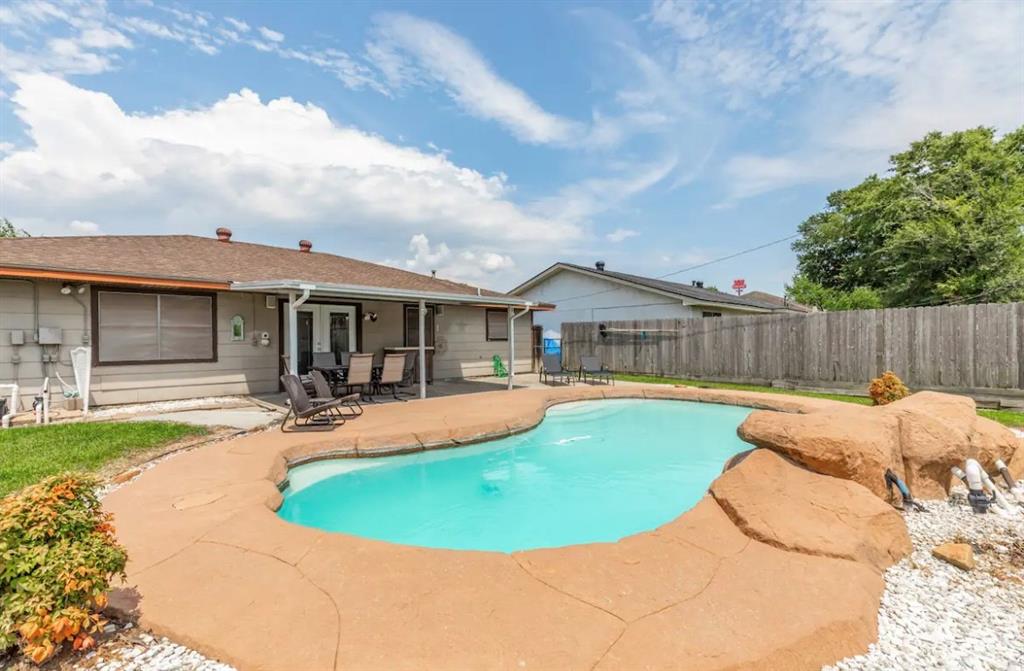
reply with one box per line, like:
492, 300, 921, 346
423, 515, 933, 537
287, 304, 357, 374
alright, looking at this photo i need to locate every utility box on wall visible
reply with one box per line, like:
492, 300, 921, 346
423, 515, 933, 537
38, 327, 63, 345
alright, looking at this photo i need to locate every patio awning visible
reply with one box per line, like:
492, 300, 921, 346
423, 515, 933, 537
229, 278, 550, 309
240, 279, 543, 400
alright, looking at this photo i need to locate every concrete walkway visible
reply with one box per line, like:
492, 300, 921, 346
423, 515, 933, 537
103, 385, 891, 671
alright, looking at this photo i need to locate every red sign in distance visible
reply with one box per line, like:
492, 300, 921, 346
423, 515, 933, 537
732, 278, 746, 295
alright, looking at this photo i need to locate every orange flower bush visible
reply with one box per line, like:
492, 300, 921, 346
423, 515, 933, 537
0, 474, 127, 663
868, 371, 910, 406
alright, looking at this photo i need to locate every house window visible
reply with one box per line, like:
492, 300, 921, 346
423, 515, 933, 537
486, 309, 508, 341
702, 311, 722, 318
95, 290, 215, 364
403, 305, 435, 347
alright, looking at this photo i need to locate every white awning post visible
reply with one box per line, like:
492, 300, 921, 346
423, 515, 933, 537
418, 299, 427, 399
506, 306, 532, 390
507, 306, 514, 390
288, 291, 298, 377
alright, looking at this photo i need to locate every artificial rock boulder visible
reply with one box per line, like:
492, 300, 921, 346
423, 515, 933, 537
736, 408, 904, 499
738, 391, 1021, 502
711, 449, 911, 572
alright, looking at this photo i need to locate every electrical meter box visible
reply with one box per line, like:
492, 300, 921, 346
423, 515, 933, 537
9, 330, 24, 345
38, 327, 63, 345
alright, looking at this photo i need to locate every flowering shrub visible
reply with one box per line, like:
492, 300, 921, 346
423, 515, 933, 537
0, 474, 127, 664
868, 371, 909, 406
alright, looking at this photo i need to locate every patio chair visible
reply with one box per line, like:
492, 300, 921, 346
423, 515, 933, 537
541, 354, 575, 386
310, 369, 363, 417
345, 353, 375, 400
279, 374, 355, 432
399, 352, 418, 395
311, 351, 346, 392
580, 355, 614, 385
281, 354, 314, 393
377, 353, 409, 401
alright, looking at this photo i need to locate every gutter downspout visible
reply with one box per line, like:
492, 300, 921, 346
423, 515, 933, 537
288, 286, 313, 378
507, 305, 532, 390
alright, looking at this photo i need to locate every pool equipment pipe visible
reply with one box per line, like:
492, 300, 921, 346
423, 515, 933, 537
953, 464, 990, 514
32, 377, 50, 425
964, 459, 1018, 517
0, 383, 19, 428
994, 459, 1024, 504
884, 468, 927, 512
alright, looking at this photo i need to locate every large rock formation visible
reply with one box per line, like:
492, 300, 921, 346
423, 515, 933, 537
711, 449, 911, 572
739, 391, 1021, 502
737, 408, 904, 499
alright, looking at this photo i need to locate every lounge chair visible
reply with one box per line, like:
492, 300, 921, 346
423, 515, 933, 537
399, 352, 418, 395
541, 354, 575, 385
310, 369, 363, 417
281, 354, 314, 393
580, 355, 614, 385
279, 374, 356, 432
345, 353, 375, 399
377, 353, 409, 401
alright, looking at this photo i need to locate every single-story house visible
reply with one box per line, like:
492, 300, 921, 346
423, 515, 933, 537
510, 261, 807, 338
0, 229, 546, 410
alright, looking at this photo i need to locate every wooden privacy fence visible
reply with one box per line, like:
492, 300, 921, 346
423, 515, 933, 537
562, 302, 1024, 395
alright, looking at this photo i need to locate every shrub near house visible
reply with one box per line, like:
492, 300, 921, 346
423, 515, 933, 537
0, 474, 127, 663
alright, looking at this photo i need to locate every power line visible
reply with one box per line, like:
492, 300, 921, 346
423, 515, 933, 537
542, 233, 799, 305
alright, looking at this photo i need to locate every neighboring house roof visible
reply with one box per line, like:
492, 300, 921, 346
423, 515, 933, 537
510, 262, 796, 312
0, 234, 527, 304
740, 290, 812, 313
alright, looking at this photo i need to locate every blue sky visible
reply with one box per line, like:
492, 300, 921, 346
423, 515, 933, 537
1, 0, 1022, 295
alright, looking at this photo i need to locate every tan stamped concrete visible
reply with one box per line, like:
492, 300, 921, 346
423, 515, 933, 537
103, 384, 892, 671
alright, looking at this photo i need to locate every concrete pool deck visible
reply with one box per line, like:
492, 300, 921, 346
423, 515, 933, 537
103, 384, 909, 671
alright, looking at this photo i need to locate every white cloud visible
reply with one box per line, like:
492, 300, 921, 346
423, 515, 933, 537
69, 219, 99, 233
0, 74, 580, 249
368, 13, 579, 144
258, 26, 284, 42
225, 17, 250, 33
386, 234, 515, 283
605, 228, 638, 243
645, 0, 1024, 201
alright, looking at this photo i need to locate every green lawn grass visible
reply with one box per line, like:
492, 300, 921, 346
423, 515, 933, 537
616, 373, 1024, 429
0, 421, 207, 497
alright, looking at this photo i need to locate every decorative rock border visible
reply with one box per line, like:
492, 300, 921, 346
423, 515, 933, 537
98, 384, 1016, 671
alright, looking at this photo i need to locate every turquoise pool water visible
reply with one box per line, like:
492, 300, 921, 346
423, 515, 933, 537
277, 399, 752, 552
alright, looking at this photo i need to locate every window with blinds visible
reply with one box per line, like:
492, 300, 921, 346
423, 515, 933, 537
96, 291, 215, 364
485, 309, 508, 341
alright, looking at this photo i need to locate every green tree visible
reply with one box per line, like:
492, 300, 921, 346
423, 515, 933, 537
788, 127, 1024, 309
0, 218, 28, 238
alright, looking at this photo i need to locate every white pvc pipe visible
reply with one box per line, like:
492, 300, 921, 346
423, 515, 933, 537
0, 383, 19, 428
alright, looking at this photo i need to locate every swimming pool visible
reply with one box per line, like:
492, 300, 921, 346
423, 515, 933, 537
277, 399, 753, 552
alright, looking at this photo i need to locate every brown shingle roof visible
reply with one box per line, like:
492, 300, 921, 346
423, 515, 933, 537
741, 291, 812, 312
0, 234, 508, 298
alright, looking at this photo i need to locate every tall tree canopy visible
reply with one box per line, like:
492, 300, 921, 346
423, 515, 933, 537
788, 127, 1024, 310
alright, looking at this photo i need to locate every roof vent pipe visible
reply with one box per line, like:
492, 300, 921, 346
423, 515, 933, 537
595, 261, 605, 271
298, 240, 312, 253
215, 227, 232, 242
691, 280, 704, 288
431, 270, 437, 278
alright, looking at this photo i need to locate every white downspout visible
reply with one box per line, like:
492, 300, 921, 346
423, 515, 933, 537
418, 299, 427, 399
288, 286, 313, 376
507, 305, 532, 390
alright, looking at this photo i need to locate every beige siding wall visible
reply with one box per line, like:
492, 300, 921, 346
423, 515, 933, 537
0, 280, 279, 409
1, 281, 537, 409
434, 305, 532, 379
359, 300, 405, 356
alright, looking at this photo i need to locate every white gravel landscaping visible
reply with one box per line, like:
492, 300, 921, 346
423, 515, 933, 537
825, 490, 1024, 671
68, 630, 235, 671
